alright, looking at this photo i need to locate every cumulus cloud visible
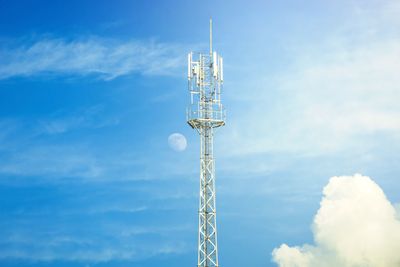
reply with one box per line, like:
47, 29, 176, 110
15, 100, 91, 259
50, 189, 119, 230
0, 37, 184, 80
272, 174, 400, 267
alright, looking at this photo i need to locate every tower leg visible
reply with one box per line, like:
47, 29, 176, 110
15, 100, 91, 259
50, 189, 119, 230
198, 126, 219, 267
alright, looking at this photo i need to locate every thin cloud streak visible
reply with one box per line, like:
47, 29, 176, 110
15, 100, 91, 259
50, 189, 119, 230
0, 144, 103, 179
37, 105, 120, 135
0, 223, 189, 262
0, 37, 185, 80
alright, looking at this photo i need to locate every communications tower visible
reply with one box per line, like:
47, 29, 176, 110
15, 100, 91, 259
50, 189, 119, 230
187, 19, 225, 267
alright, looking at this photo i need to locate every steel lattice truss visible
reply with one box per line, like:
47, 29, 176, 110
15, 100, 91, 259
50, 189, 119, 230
187, 19, 225, 267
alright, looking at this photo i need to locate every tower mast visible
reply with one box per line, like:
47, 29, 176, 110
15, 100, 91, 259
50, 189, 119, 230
209, 18, 213, 54
187, 19, 225, 267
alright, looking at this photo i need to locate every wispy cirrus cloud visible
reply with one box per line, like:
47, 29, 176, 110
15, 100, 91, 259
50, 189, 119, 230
0, 232, 188, 262
0, 178, 192, 262
0, 37, 185, 80
221, 1, 400, 159
38, 105, 120, 135
0, 144, 103, 179
0, 105, 122, 181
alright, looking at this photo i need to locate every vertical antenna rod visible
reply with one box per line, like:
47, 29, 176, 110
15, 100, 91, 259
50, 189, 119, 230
187, 20, 225, 267
210, 18, 213, 54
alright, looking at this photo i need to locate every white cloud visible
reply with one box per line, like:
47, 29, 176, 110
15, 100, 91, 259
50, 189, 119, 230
0, 37, 184, 80
222, 1, 400, 157
272, 174, 400, 267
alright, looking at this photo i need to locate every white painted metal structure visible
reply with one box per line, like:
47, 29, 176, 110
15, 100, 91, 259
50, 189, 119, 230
187, 19, 225, 267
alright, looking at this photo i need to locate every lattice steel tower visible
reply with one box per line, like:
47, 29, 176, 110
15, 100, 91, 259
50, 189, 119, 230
187, 19, 225, 267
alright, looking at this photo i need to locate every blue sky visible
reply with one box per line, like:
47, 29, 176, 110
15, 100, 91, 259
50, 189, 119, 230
0, 1, 399, 266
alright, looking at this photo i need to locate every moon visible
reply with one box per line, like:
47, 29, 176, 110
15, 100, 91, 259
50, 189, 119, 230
168, 133, 187, 152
